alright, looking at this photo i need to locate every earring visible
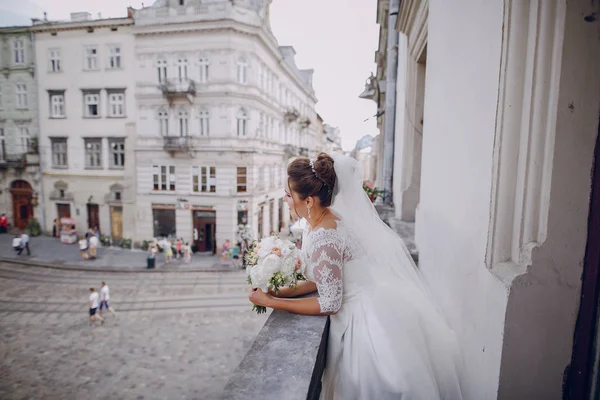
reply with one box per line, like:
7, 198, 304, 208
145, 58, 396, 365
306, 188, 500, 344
307, 206, 312, 219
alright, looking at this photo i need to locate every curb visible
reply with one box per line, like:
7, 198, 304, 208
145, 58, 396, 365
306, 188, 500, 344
0, 257, 244, 274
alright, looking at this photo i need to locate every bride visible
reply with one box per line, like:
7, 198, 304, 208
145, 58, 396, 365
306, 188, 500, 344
248, 152, 464, 400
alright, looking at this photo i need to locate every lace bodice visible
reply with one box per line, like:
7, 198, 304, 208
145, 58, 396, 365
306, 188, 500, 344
302, 220, 359, 313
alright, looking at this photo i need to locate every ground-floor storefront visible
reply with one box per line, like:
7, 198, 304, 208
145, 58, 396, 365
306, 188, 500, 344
134, 190, 290, 254
41, 174, 134, 241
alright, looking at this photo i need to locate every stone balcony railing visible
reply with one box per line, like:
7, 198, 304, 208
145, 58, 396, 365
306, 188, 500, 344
222, 307, 329, 400
163, 136, 191, 152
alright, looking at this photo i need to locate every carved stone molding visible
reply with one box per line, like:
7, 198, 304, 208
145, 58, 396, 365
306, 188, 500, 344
486, 0, 566, 282
49, 180, 74, 201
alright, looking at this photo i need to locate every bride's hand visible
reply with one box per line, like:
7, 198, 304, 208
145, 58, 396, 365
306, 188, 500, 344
248, 287, 272, 307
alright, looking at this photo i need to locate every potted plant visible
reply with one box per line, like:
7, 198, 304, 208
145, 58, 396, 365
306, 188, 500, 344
363, 184, 385, 203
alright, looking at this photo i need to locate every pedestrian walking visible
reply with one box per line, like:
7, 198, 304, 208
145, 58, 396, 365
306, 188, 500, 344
12, 235, 21, 253
232, 242, 241, 268
176, 238, 182, 259
78, 236, 89, 260
17, 233, 30, 256
89, 288, 103, 327
99, 282, 116, 318
0, 213, 8, 234
184, 242, 192, 264
52, 218, 59, 237
89, 233, 99, 259
165, 241, 173, 264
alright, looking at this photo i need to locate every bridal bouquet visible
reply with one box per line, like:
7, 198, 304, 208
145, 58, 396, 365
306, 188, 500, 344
246, 235, 305, 314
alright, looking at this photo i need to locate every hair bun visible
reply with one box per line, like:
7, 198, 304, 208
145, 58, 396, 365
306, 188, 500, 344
314, 153, 336, 189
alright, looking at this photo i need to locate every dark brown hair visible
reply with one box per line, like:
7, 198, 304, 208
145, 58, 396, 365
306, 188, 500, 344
287, 153, 336, 207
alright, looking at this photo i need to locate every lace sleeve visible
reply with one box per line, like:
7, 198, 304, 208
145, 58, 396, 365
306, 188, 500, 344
310, 237, 344, 314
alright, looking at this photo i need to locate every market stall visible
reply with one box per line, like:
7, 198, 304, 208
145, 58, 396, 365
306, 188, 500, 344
60, 217, 77, 244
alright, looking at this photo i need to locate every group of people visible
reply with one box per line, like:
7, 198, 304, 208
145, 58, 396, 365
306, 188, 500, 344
148, 238, 192, 265
88, 281, 116, 327
220, 239, 248, 268
79, 228, 100, 260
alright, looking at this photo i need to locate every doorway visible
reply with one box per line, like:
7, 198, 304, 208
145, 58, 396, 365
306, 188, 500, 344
110, 206, 123, 241
87, 204, 100, 232
193, 210, 216, 253
10, 180, 33, 230
566, 120, 600, 399
56, 203, 71, 220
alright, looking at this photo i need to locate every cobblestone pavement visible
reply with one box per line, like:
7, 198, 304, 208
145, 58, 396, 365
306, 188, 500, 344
0, 262, 269, 400
0, 234, 237, 271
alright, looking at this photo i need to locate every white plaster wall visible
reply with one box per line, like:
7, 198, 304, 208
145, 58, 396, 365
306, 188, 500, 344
392, 32, 407, 216
495, 1, 600, 397
415, 1, 507, 399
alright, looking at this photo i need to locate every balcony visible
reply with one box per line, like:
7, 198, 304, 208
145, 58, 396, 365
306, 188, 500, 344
223, 303, 329, 399
0, 139, 39, 169
159, 79, 196, 105
163, 136, 191, 152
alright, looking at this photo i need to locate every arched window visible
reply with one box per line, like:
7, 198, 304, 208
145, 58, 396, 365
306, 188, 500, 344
178, 108, 189, 136
237, 109, 248, 137
177, 58, 188, 81
158, 109, 169, 136
199, 57, 209, 83
157, 58, 167, 83
237, 57, 247, 84
199, 108, 209, 136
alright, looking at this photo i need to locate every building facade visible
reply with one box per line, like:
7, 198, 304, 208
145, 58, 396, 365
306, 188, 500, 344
132, 0, 319, 251
368, 0, 600, 398
0, 26, 42, 232
32, 15, 137, 240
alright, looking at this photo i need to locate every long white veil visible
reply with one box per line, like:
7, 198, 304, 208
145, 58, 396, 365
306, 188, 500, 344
330, 152, 427, 290
329, 152, 464, 397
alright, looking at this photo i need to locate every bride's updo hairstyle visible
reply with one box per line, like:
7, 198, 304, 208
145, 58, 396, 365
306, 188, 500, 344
287, 153, 336, 207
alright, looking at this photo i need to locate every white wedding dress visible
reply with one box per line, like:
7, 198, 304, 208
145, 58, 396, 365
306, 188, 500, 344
301, 153, 464, 400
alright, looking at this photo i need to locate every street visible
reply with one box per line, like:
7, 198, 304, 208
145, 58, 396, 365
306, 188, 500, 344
0, 262, 268, 400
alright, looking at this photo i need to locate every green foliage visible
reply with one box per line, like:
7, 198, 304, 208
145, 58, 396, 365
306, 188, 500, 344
27, 217, 42, 237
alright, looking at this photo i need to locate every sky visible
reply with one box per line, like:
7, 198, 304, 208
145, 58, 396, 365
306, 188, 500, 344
0, 0, 379, 150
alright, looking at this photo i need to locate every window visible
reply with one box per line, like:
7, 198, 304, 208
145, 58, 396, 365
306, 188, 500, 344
15, 84, 27, 109
199, 109, 209, 136
177, 58, 188, 81
192, 166, 216, 193
48, 49, 61, 72
84, 46, 98, 70
237, 109, 248, 137
14, 39, 25, 64
237, 167, 247, 193
108, 45, 121, 69
199, 57, 209, 83
51, 138, 68, 167
19, 126, 30, 154
83, 92, 100, 117
237, 57, 247, 84
270, 166, 275, 189
158, 109, 169, 136
49, 91, 65, 118
258, 166, 265, 190
153, 165, 176, 191
178, 108, 189, 136
157, 59, 167, 83
108, 91, 125, 117
85, 138, 102, 168
109, 139, 125, 168
153, 208, 176, 238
